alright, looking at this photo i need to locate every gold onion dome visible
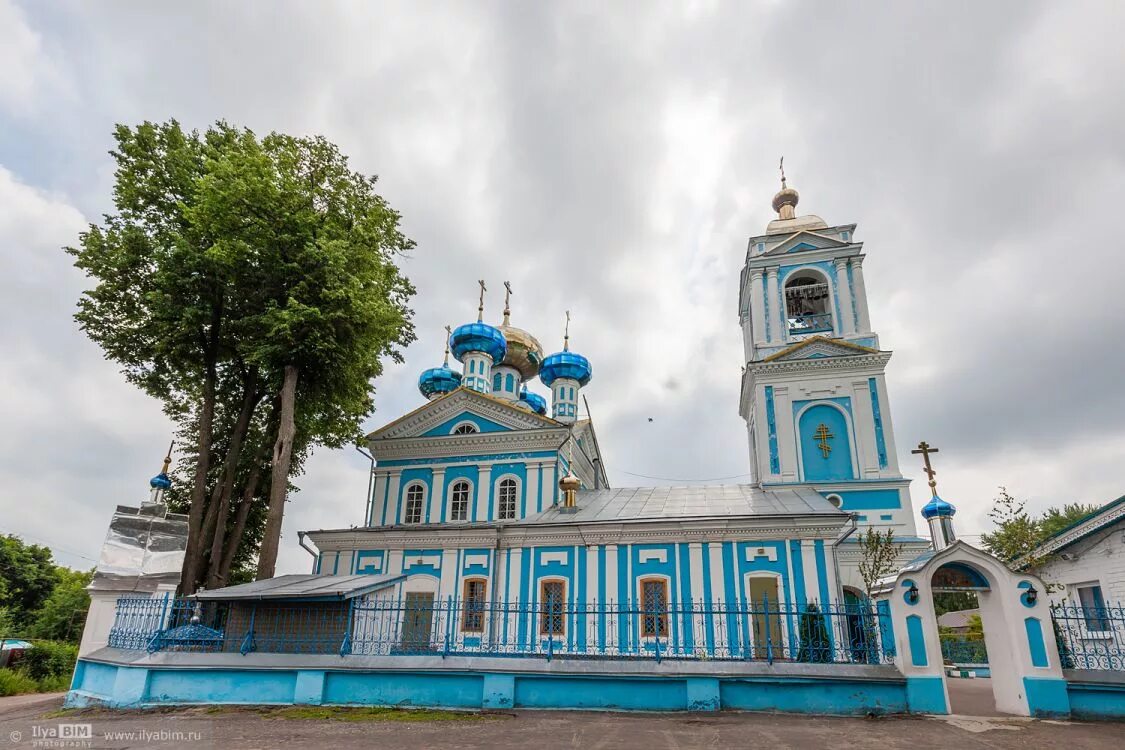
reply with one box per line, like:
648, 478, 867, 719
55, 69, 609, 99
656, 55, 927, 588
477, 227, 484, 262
497, 324, 543, 380
772, 185, 799, 219
559, 471, 581, 492
496, 281, 543, 380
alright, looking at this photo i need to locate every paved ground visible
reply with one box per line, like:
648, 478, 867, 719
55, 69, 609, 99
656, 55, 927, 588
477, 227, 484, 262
947, 676, 1002, 716
0, 693, 1119, 749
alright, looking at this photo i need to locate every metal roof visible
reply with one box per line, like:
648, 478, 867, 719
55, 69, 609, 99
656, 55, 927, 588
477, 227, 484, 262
516, 484, 843, 525
192, 574, 405, 602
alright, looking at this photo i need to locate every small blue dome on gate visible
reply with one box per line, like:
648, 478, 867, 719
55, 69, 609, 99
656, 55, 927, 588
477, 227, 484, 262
540, 350, 592, 387
418, 363, 462, 398
921, 494, 956, 519
519, 388, 547, 415
450, 322, 507, 363
149, 472, 172, 490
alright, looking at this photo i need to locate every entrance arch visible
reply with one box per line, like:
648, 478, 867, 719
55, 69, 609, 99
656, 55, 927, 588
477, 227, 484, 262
875, 541, 1069, 717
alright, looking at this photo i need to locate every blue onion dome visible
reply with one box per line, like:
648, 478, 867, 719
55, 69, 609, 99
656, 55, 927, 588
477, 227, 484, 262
921, 494, 956, 519
149, 472, 172, 490
540, 350, 592, 387
450, 322, 507, 363
418, 363, 462, 398
519, 388, 547, 415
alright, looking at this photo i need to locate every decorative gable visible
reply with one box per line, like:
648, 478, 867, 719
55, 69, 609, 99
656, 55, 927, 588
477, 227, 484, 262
369, 387, 558, 441
763, 230, 849, 257
763, 336, 879, 362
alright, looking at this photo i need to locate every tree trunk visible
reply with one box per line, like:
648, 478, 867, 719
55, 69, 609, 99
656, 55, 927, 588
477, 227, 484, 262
178, 353, 218, 596
256, 364, 299, 580
215, 437, 269, 587
200, 371, 261, 588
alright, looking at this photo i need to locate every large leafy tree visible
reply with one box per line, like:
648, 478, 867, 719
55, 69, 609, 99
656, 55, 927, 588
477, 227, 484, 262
69, 121, 415, 590
979, 487, 1100, 566
0, 536, 57, 628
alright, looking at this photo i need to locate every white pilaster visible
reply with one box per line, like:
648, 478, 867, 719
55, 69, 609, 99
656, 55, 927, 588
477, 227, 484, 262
749, 269, 766, 346
429, 468, 446, 523
604, 544, 619, 603
369, 471, 389, 526
525, 461, 540, 517
851, 258, 872, 334
834, 258, 855, 335
542, 463, 557, 507
387, 549, 404, 576
475, 465, 493, 521
850, 379, 878, 477
688, 543, 705, 602
766, 267, 782, 343
800, 541, 819, 604
386, 471, 402, 526
707, 544, 725, 604
773, 385, 797, 481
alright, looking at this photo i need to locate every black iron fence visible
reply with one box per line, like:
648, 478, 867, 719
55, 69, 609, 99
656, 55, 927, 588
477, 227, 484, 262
107, 595, 896, 665
1051, 601, 1125, 671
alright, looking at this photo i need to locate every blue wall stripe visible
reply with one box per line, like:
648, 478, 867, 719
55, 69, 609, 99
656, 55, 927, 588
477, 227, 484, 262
906, 615, 927, 667
1025, 617, 1049, 668
868, 378, 888, 468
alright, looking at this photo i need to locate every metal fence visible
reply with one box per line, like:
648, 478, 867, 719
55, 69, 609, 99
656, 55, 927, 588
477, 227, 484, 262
107, 595, 896, 665
1051, 601, 1125, 671
940, 637, 987, 665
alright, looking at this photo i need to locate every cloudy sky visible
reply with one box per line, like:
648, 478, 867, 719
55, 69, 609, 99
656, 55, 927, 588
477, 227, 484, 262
3, 1, 1124, 573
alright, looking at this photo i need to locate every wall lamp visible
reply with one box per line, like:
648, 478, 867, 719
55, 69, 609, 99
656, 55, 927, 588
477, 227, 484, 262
906, 583, 919, 604
1025, 584, 1038, 605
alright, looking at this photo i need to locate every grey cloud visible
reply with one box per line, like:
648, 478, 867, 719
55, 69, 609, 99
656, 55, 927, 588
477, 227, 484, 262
2, 1, 1123, 574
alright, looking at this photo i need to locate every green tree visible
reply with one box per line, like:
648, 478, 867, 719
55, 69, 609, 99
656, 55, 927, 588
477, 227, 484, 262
857, 528, 904, 596
69, 120, 415, 589
30, 568, 93, 643
980, 488, 1102, 566
0, 536, 57, 629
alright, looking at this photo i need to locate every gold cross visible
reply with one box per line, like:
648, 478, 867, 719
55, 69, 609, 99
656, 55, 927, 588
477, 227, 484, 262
476, 280, 486, 322
563, 310, 571, 351
503, 281, 512, 324
813, 423, 833, 458
779, 155, 787, 188
911, 441, 940, 497
443, 324, 452, 364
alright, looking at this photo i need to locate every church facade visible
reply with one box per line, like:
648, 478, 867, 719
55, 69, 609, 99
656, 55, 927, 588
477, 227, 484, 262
304, 180, 928, 652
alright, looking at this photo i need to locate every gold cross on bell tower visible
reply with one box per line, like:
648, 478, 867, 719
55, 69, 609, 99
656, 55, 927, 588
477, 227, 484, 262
813, 423, 834, 458
911, 441, 940, 497
476, 280, 487, 322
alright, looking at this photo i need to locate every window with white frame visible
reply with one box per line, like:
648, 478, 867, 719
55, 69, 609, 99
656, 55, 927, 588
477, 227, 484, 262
404, 484, 425, 524
452, 422, 478, 435
639, 577, 669, 637
449, 480, 471, 521
1077, 583, 1109, 631
539, 580, 566, 636
497, 477, 518, 520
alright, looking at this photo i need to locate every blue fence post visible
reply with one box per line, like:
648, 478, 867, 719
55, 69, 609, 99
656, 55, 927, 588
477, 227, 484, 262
339, 598, 355, 657
240, 604, 257, 655
763, 593, 773, 665
442, 595, 452, 658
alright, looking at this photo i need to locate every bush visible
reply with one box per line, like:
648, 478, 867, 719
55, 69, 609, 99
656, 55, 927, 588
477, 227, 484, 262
19, 642, 77, 682
0, 669, 39, 697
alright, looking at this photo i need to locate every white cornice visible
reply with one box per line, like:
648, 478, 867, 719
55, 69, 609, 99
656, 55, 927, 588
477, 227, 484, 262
372, 389, 557, 442
372, 429, 567, 462
305, 515, 849, 552
747, 351, 892, 378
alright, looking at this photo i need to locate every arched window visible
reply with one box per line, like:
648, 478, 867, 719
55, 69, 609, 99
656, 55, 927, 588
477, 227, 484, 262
505, 373, 515, 392
452, 422, 478, 435
404, 484, 425, 524
497, 477, 518, 520
449, 480, 471, 521
462, 578, 487, 632
784, 271, 833, 335
639, 577, 669, 638
825, 493, 843, 509
493, 373, 502, 391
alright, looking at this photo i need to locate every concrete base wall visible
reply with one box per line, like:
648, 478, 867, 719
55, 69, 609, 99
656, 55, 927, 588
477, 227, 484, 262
68, 650, 912, 715
1064, 670, 1125, 721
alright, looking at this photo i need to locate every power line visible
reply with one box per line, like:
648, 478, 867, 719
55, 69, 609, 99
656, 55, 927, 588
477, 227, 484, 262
0, 528, 99, 564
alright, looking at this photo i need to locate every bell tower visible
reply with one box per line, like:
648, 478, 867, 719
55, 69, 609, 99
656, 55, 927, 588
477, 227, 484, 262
737, 165, 918, 539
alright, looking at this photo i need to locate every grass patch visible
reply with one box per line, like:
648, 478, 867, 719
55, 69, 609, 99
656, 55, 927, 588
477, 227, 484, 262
266, 705, 490, 722
0, 669, 40, 696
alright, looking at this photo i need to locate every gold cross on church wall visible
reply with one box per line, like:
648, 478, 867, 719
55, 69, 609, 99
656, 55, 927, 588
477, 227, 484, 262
813, 423, 834, 458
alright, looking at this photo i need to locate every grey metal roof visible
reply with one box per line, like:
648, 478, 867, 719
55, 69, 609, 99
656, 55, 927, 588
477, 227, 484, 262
517, 484, 844, 525
192, 574, 404, 602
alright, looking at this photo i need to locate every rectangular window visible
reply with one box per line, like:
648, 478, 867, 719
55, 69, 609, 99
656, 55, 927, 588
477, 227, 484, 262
539, 580, 566, 636
404, 485, 424, 524
1078, 584, 1109, 631
640, 578, 669, 637
461, 579, 487, 633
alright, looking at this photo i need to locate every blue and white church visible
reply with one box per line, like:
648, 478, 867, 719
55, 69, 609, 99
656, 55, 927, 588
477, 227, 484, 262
303, 178, 929, 632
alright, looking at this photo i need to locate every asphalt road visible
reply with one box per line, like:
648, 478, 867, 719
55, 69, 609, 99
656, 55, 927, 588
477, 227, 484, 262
0, 693, 1119, 749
